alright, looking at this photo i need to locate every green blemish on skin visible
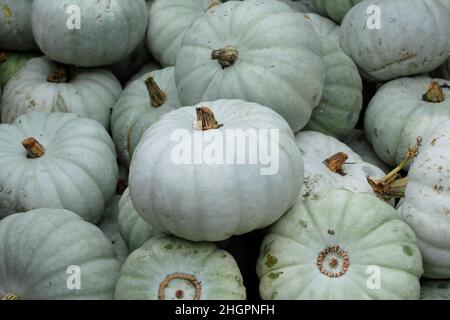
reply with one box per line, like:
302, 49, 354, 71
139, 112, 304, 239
265, 254, 278, 268
299, 220, 307, 228
2, 5, 12, 18
402, 245, 413, 256
164, 244, 173, 250
268, 272, 282, 280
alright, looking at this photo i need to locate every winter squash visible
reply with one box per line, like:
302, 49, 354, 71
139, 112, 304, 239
296, 131, 387, 200
0, 209, 120, 300
0, 0, 37, 51
396, 121, 450, 278
111, 67, 181, 166
421, 280, 450, 300
0, 57, 121, 128
129, 99, 304, 241
31, 0, 148, 67
147, 0, 222, 67
114, 235, 246, 300
257, 189, 423, 300
365, 77, 450, 167
175, 0, 325, 133
345, 130, 391, 174
303, 14, 363, 139
118, 188, 163, 252
98, 196, 130, 264
314, 0, 362, 23
340, 0, 450, 81
0, 51, 40, 87
0, 112, 118, 224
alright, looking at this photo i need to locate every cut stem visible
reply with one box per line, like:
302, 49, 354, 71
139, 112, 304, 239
211, 46, 238, 69
194, 106, 223, 131
0, 52, 6, 63
1, 293, 20, 300
145, 76, 166, 108
47, 65, 68, 83
22, 137, 45, 158
323, 152, 348, 176
423, 80, 445, 103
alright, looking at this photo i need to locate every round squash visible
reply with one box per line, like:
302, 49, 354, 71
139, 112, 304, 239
0, 57, 121, 128
296, 131, 387, 200
118, 188, 163, 252
147, 0, 222, 67
111, 67, 181, 166
0, 209, 120, 300
314, 0, 362, 23
98, 196, 130, 264
340, 0, 450, 81
175, 0, 325, 133
0, 51, 40, 87
421, 280, 450, 300
31, 0, 148, 67
257, 189, 423, 300
0, 112, 118, 223
397, 121, 450, 278
365, 77, 450, 167
129, 99, 304, 242
114, 235, 246, 300
0, 0, 37, 51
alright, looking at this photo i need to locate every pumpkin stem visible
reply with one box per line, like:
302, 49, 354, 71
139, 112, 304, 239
194, 106, 223, 131
47, 65, 68, 83
1, 293, 20, 300
22, 137, 45, 158
211, 46, 238, 69
367, 137, 422, 200
0, 52, 6, 63
158, 273, 201, 300
323, 152, 348, 176
145, 76, 166, 108
423, 80, 445, 103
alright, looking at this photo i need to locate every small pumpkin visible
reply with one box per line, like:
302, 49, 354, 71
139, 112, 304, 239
111, 67, 181, 166
0, 0, 37, 51
175, 0, 325, 133
0, 51, 40, 87
397, 121, 450, 278
31, 0, 148, 67
421, 280, 450, 300
365, 77, 450, 167
114, 235, 246, 300
340, 0, 450, 81
0, 57, 121, 128
257, 189, 423, 300
147, 0, 222, 67
0, 112, 118, 224
314, 0, 362, 23
0, 209, 120, 300
118, 188, 163, 252
296, 131, 387, 200
129, 99, 303, 241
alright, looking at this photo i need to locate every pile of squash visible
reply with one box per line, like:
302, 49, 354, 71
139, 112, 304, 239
0, 0, 450, 301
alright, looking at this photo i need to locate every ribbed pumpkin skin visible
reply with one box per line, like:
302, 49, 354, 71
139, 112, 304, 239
0, 209, 121, 300
421, 280, 450, 300
257, 190, 423, 300
118, 188, 163, 252
111, 67, 180, 166
31, 0, 148, 67
129, 99, 304, 242
0, 57, 121, 129
114, 236, 246, 300
314, 0, 361, 23
0, 0, 37, 51
175, 0, 325, 133
340, 0, 450, 81
397, 121, 450, 279
0, 112, 118, 224
0, 51, 41, 87
365, 77, 450, 167
147, 0, 222, 67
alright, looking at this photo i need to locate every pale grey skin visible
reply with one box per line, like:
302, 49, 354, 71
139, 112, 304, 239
31, 0, 148, 67
0, 0, 37, 51
114, 236, 246, 300
0, 209, 121, 300
421, 280, 450, 300
340, 0, 450, 81
175, 0, 325, 133
129, 99, 304, 242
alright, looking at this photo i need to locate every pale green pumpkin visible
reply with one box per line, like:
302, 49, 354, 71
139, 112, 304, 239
0, 51, 41, 87
114, 236, 246, 300
111, 67, 181, 166
257, 189, 423, 300
0, 209, 121, 300
365, 77, 450, 167
421, 280, 450, 300
314, 0, 362, 23
118, 188, 163, 252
